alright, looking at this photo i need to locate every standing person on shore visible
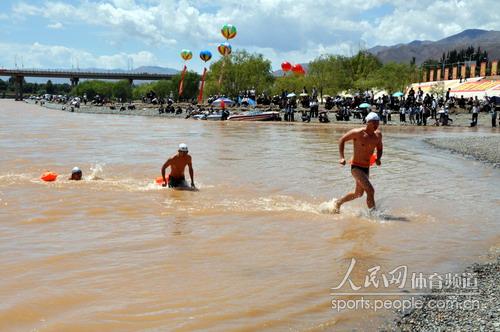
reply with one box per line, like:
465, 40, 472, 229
161, 143, 195, 189
334, 112, 383, 213
472, 104, 479, 126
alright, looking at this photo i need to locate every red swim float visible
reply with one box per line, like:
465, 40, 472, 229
41, 171, 58, 182
369, 154, 377, 166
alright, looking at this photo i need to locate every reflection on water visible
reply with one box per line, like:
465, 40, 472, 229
0, 100, 499, 331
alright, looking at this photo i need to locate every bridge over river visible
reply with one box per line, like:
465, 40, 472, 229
0, 69, 174, 99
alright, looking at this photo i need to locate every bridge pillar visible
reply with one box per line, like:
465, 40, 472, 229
15, 76, 24, 100
70, 77, 79, 88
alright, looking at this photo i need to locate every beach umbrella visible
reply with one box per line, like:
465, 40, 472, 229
392, 91, 404, 97
359, 103, 371, 108
212, 97, 235, 106
287, 93, 296, 98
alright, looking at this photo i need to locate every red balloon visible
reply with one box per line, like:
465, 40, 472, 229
292, 64, 303, 73
281, 61, 292, 72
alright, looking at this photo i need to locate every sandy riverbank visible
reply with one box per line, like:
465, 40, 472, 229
386, 255, 499, 331
30, 100, 500, 129
426, 136, 500, 167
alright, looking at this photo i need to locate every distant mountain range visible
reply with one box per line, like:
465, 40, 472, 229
367, 29, 500, 64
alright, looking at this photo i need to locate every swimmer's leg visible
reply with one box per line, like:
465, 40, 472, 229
334, 177, 365, 213
351, 169, 375, 210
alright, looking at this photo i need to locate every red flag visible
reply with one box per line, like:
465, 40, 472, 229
197, 67, 207, 104
178, 65, 187, 97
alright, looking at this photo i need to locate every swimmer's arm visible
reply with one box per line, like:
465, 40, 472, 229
188, 158, 195, 187
376, 133, 383, 165
161, 158, 172, 185
338, 130, 357, 165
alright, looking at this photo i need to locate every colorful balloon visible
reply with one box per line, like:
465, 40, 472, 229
221, 24, 237, 40
217, 42, 232, 56
180, 49, 192, 61
281, 61, 292, 72
292, 64, 305, 74
199, 50, 212, 62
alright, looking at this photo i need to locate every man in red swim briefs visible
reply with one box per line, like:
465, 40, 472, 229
334, 112, 383, 213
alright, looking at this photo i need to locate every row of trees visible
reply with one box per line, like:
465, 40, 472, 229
423, 46, 489, 69
2, 50, 421, 102
203, 50, 418, 99
0, 78, 72, 95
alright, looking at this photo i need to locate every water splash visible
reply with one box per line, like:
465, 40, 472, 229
87, 163, 106, 180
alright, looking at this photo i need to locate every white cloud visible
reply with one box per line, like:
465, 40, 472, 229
47, 22, 63, 29
0, 42, 159, 69
5, 0, 500, 70
364, 0, 500, 45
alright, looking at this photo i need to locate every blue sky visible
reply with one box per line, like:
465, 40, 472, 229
0, 0, 499, 72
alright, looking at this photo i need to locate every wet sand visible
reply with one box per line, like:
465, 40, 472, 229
426, 136, 500, 167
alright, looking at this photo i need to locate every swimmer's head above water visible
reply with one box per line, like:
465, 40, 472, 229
365, 112, 380, 131
69, 166, 82, 181
178, 143, 188, 155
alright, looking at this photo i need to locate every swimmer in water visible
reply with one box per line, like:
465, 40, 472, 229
334, 112, 383, 213
161, 143, 195, 189
69, 167, 82, 181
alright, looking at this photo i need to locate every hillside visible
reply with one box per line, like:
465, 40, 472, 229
368, 29, 500, 64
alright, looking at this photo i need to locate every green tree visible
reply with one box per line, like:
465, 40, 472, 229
348, 51, 383, 91
171, 71, 200, 101
204, 50, 274, 98
0, 79, 7, 91
271, 74, 309, 96
46, 80, 55, 94
112, 80, 132, 101
368, 62, 415, 93
72, 80, 113, 99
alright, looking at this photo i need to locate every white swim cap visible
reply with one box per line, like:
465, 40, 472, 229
178, 143, 188, 152
365, 112, 380, 122
71, 166, 81, 174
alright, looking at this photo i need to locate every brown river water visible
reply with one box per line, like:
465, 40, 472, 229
1, 100, 499, 331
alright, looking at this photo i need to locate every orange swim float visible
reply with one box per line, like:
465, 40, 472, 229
41, 171, 58, 182
155, 175, 169, 185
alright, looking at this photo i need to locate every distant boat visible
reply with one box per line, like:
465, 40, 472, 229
192, 113, 225, 121
228, 110, 281, 121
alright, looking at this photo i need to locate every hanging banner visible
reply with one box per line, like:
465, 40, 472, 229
480, 62, 486, 77
492, 61, 498, 76
452, 66, 458, 80
461, 64, 466, 79
444, 68, 449, 81
470, 63, 476, 78
429, 69, 434, 82
197, 67, 207, 104
178, 65, 187, 97
436, 68, 442, 81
